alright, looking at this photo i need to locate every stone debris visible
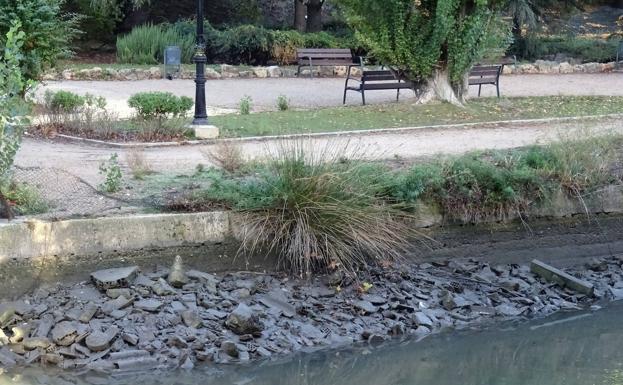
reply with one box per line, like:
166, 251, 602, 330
91, 266, 139, 290
168, 256, 188, 288
530, 259, 595, 296
1, 258, 623, 372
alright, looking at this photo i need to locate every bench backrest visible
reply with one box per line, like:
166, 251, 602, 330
362, 70, 400, 82
469, 64, 503, 79
297, 48, 354, 63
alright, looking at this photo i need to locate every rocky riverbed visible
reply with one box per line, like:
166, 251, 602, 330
1, 255, 623, 373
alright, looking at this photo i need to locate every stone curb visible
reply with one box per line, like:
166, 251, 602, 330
0, 212, 229, 263
50, 113, 623, 149
42, 60, 622, 82
1, 185, 622, 263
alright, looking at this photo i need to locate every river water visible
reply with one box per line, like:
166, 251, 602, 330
3, 302, 623, 385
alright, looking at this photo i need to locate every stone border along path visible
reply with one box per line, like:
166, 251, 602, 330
15, 116, 623, 187
38, 73, 623, 118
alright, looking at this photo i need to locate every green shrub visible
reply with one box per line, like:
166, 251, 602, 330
512, 35, 619, 63
116, 23, 195, 65
1, 21, 30, 220
99, 153, 122, 193
276, 95, 289, 111
220, 25, 273, 65
239, 96, 252, 115
0, 0, 82, 82
128, 92, 193, 119
43, 90, 85, 114
1, 182, 48, 215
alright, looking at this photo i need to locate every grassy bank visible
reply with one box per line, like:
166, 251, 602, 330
212, 96, 623, 138
132, 134, 623, 274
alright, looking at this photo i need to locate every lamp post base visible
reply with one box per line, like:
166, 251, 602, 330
192, 124, 220, 139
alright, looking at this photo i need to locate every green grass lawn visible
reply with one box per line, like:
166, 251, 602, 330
211, 96, 623, 138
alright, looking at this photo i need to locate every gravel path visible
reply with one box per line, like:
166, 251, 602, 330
16, 117, 623, 187
39, 73, 623, 117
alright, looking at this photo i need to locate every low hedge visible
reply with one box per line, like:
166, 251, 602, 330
116, 21, 360, 66
512, 35, 620, 63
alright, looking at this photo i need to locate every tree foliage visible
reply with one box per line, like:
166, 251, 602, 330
0, 21, 32, 219
0, 0, 82, 82
337, 0, 509, 101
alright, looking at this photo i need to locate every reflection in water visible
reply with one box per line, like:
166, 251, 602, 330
3, 303, 623, 385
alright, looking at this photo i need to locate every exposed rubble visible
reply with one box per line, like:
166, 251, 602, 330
1, 255, 623, 373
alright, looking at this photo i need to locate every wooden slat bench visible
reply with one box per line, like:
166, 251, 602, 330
468, 64, 504, 97
296, 48, 363, 78
343, 69, 416, 105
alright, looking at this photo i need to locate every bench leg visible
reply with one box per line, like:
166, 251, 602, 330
296, 65, 302, 77
309, 58, 314, 79
343, 66, 352, 104
478, 84, 482, 97
396, 88, 400, 101
496, 82, 500, 98
362, 90, 366, 106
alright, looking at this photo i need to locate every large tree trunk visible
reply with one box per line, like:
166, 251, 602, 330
417, 68, 465, 107
294, 0, 307, 32
306, 0, 323, 33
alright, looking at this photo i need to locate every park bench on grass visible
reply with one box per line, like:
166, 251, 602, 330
296, 48, 363, 78
468, 64, 504, 97
343, 69, 416, 105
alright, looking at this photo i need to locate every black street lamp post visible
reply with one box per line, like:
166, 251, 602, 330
193, 0, 208, 125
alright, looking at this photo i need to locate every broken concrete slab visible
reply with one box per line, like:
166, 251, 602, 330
134, 299, 164, 313
86, 326, 119, 352
531, 259, 595, 296
91, 266, 139, 290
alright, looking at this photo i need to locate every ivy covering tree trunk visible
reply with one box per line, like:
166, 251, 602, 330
337, 0, 508, 106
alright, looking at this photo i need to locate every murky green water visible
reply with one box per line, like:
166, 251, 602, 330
3, 303, 623, 385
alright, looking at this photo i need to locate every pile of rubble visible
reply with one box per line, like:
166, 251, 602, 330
1, 254, 622, 373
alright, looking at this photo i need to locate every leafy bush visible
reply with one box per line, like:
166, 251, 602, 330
1, 21, 31, 219
128, 92, 193, 119
0, 0, 82, 82
277, 95, 289, 111
1, 182, 48, 216
43, 90, 85, 114
220, 25, 273, 65
116, 23, 195, 65
239, 96, 252, 115
511, 35, 619, 63
99, 153, 122, 193
117, 21, 357, 65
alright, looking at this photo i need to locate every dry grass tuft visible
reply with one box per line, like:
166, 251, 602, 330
202, 142, 245, 174
126, 148, 153, 180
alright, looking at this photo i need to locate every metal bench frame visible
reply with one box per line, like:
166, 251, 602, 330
343, 69, 416, 105
296, 48, 363, 78
468, 64, 504, 97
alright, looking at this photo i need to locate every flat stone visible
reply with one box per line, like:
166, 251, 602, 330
413, 312, 434, 328
259, 289, 296, 318
353, 300, 378, 314
151, 278, 176, 296
102, 296, 133, 314
51, 321, 78, 346
221, 340, 239, 358
182, 311, 202, 328
530, 259, 594, 296
91, 266, 139, 290
362, 295, 387, 306
86, 326, 119, 352
495, 304, 525, 317
22, 337, 52, 351
368, 334, 386, 346
35, 315, 54, 338
106, 289, 132, 299
79, 304, 99, 323
225, 304, 263, 335
122, 333, 139, 346
134, 299, 164, 312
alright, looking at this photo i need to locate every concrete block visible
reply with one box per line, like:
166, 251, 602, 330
193, 125, 220, 139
